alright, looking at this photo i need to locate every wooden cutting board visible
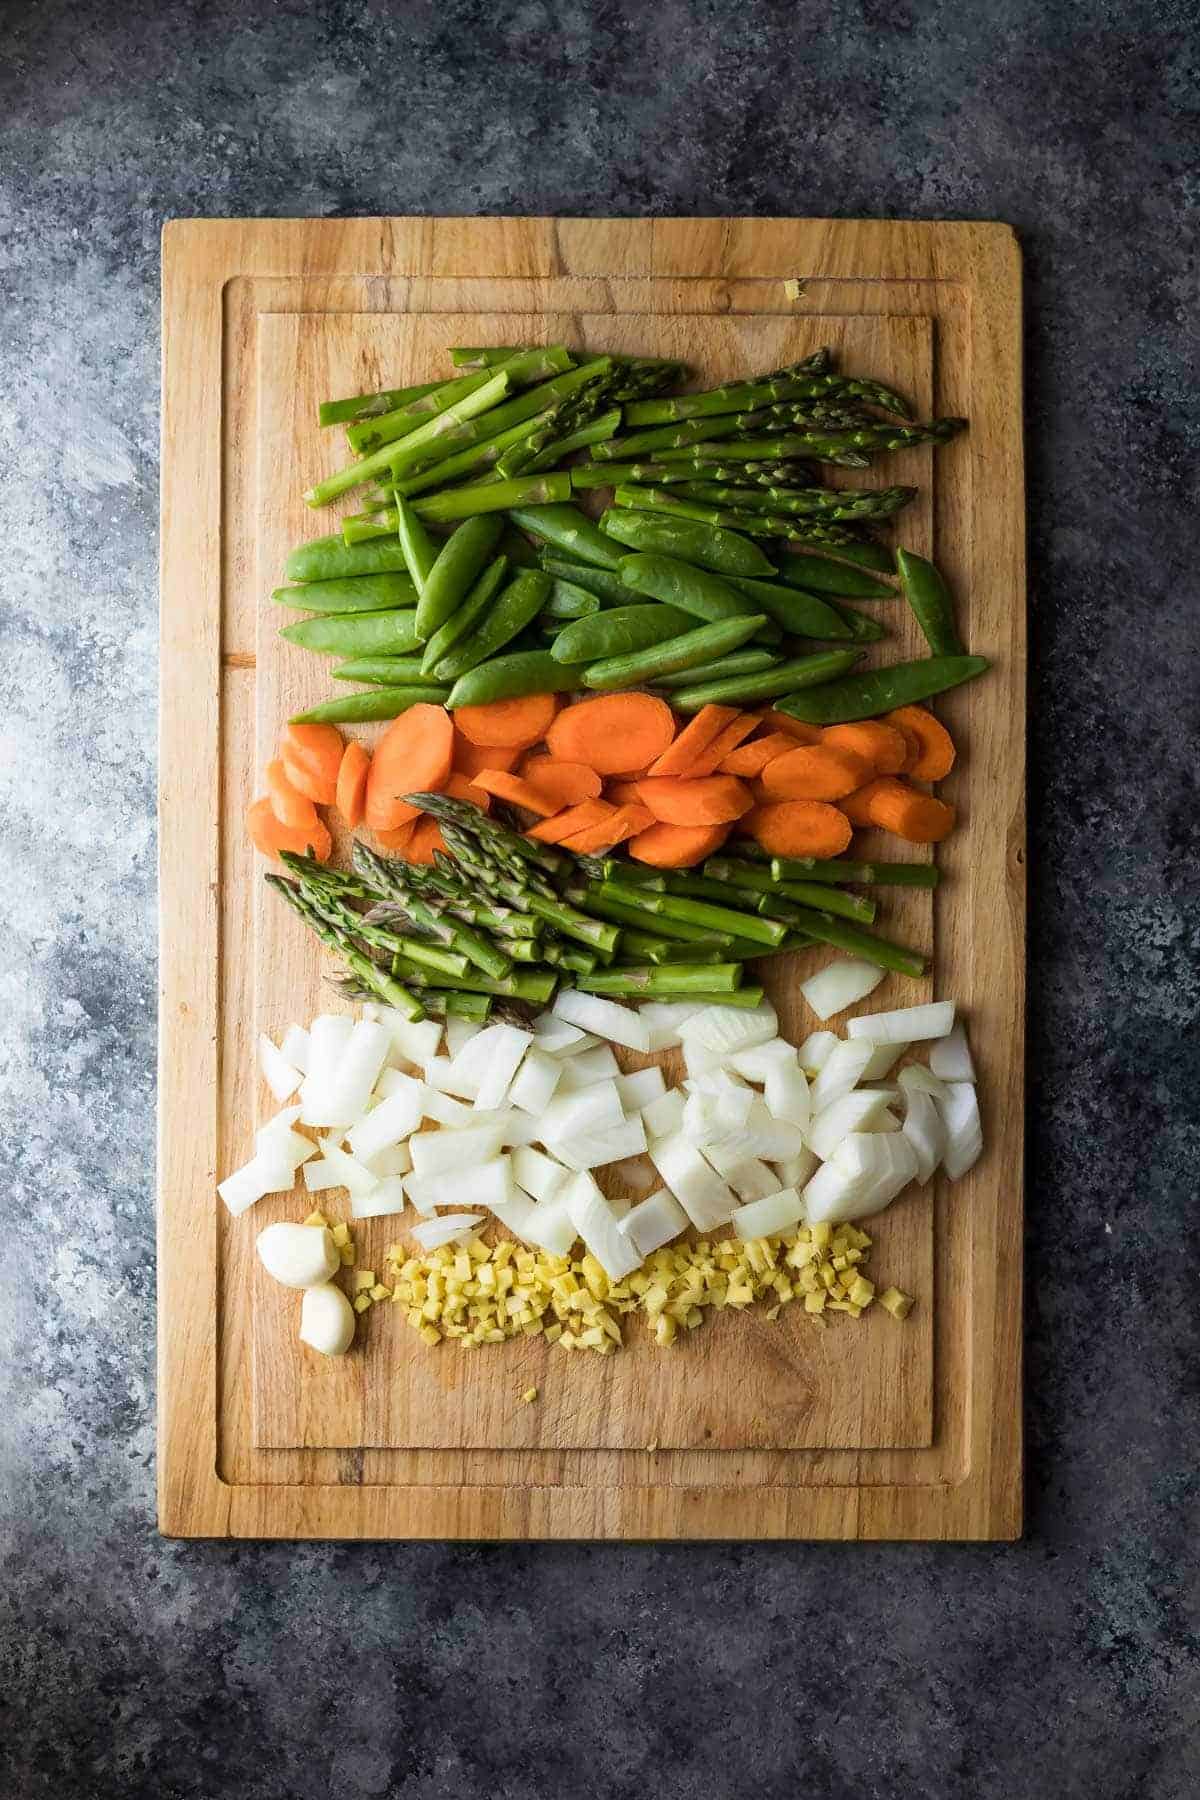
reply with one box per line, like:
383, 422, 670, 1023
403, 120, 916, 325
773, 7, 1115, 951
158, 216, 1025, 1540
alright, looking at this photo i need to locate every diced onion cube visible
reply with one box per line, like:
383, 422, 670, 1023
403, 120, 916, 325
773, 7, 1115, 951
507, 1046, 563, 1115
258, 1033, 303, 1102
350, 1175, 409, 1219
552, 989, 652, 1053
280, 1024, 311, 1073
649, 1133, 737, 1231
511, 1144, 571, 1205
929, 1021, 976, 1083
796, 1030, 838, 1076
617, 1188, 690, 1258
808, 1039, 876, 1114
831, 1131, 919, 1214
732, 1185, 804, 1240
680, 1000, 778, 1075
556, 1044, 622, 1089
408, 1121, 506, 1178
471, 1024, 534, 1112
799, 957, 886, 1021
936, 1081, 983, 1179
846, 1001, 955, 1044
546, 1113, 648, 1171
364, 1005, 442, 1067
347, 1075, 423, 1162
616, 1067, 667, 1113
642, 1088, 686, 1142
637, 1001, 706, 1052
410, 1214, 484, 1250
807, 1089, 897, 1161
901, 1087, 944, 1185
563, 1172, 640, 1282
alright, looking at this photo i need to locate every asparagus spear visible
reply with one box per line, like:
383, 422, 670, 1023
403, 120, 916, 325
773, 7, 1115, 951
623, 371, 913, 426
305, 370, 512, 508
349, 844, 514, 979
346, 347, 572, 455
612, 487, 862, 546
266, 876, 426, 1019
386, 359, 613, 480
659, 483, 918, 521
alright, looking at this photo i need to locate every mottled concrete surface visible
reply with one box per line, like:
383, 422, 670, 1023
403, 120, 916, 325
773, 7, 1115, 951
1, 1, 1197, 1795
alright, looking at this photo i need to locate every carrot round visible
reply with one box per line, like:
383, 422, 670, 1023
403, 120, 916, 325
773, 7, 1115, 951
444, 772, 491, 812
748, 800, 853, 859
861, 778, 956, 843
402, 816, 448, 863
453, 735, 522, 778
758, 744, 875, 802
627, 821, 732, 868
605, 777, 651, 806
560, 802, 655, 854
375, 819, 419, 851
636, 775, 754, 826
822, 720, 909, 775
454, 692, 560, 749
282, 722, 344, 805
547, 692, 676, 774
718, 731, 797, 777
839, 779, 894, 827
686, 712, 761, 777
247, 796, 332, 862
266, 757, 320, 831
526, 799, 617, 844
883, 705, 957, 781
364, 703, 454, 832
516, 756, 603, 810
645, 703, 736, 778
761, 710, 824, 744
334, 740, 371, 829
468, 769, 557, 817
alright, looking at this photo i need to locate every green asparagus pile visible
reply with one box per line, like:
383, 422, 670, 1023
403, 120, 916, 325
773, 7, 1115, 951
268, 799, 935, 1026
270, 340, 975, 727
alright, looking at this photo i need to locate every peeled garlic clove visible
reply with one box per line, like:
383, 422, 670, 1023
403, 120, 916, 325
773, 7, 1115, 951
256, 1222, 339, 1289
299, 1282, 356, 1356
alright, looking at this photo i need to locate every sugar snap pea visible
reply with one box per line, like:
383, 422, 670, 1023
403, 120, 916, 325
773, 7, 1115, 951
543, 578, 603, 620
582, 614, 769, 691
896, 548, 964, 656
776, 654, 990, 724
599, 506, 774, 578
537, 555, 629, 605
284, 533, 412, 584
617, 552, 761, 623
508, 502, 626, 570
396, 498, 439, 592
270, 574, 417, 614
820, 541, 895, 573
433, 569, 552, 681
727, 576, 853, 639
824, 599, 887, 643
550, 603, 695, 666
332, 656, 431, 684
666, 649, 863, 712
418, 555, 509, 675
445, 650, 581, 710
414, 514, 504, 644
290, 685, 451, 725
778, 552, 896, 598
280, 610, 421, 658
653, 648, 781, 689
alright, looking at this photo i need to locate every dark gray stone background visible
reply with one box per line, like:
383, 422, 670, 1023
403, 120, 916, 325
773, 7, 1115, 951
2, 0, 1197, 1795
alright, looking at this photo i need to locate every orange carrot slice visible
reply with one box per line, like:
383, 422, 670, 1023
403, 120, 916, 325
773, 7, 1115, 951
282, 723, 344, 805
822, 720, 909, 775
453, 735, 522, 777
444, 772, 491, 812
453, 693, 560, 749
860, 778, 956, 842
334, 741, 371, 830
760, 709, 824, 744
686, 712, 761, 777
364, 703, 454, 832
516, 756, 603, 810
266, 757, 321, 831
526, 799, 617, 844
748, 800, 853, 858
758, 744, 875, 802
627, 821, 732, 868
635, 775, 754, 826
547, 693, 676, 774
883, 705, 957, 781
468, 769, 557, 817
375, 820, 419, 851
247, 796, 332, 862
838, 780, 894, 827
645, 704, 738, 778
718, 731, 798, 777
561, 802, 656, 854
401, 816, 448, 864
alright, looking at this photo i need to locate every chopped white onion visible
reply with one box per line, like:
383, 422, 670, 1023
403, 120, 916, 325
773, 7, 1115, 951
801, 1157, 873, 1226
323, 1019, 391, 1126
539, 1082, 623, 1142
897, 1063, 952, 1104
808, 1039, 877, 1114
217, 1152, 289, 1216
732, 1185, 804, 1240
416, 1084, 475, 1128
299, 1283, 356, 1356
726, 1097, 806, 1162
611, 1155, 659, 1196
364, 1005, 442, 1068
649, 1133, 737, 1231
410, 1213, 484, 1250
831, 1131, 919, 1215
470, 1024, 534, 1112
772, 1147, 819, 1192
800, 957, 886, 1021
728, 1037, 796, 1081
507, 1046, 563, 1115
929, 1021, 976, 1083
679, 1000, 778, 1075
617, 1188, 689, 1258
901, 1087, 944, 1185
521, 1195, 578, 1256
547, 1112, 647, 1171
350, 1175, 410, 1219
556, 1043, 622, 1088
347, 1075, 423, 1162
642, 1087, 686, 1142
563, 1172, 641, 1281
421, 1055, 480, 1101
315, 1140, 380, 1199
530, 1013, 591, 1055
405, 1155, 514, 1217
511, 1144, 571, 1204
302, 1156, 345, 1193
937, 1081, 983, 1179
638, 1000, 706, 1051
259, 1033, 303, 1102
795, 1030, 839, 1076
806, 1089, 897, 1161
701, 1145, 781, 1203
682, 1083, 753, 1148
361, 1140, 412, 1179
615, 1067, 667, 1113
408, 1121, 507, 1178
552, 988, 652, 1053
444, 1016, 483, 1059
299, 1015, 355, 1126
280, 1024, 311, 1074
859, 1040, 910, 1080
847, 1001, 955, 1044
763, 1061, 811, 1132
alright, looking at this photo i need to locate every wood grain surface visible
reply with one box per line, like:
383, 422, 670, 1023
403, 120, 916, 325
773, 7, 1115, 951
158, 216, 1025, 1540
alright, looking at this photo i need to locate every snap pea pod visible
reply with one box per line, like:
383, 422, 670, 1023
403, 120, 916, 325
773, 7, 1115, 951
347, 347, 571, 455
433, 569, 553, 681
508, 502, 626, 570
332, 656, 431, 684
341, 511, 399, 545
543, 578, 603, 620
445, 649, 582, 710
305, 370, 511, 507
776, 654, 990, 724
824, 599, 887, 643
652, 648, 781, 689
776, 552, 896, 597
414, 515, 505, 644
396, 498, 439, 593
600, 505, 774, 578
666, 648, 863, 712
582, 614, 768, 691
537, 556, 629, 605
767, 857, 939, 887
270, 574, 417, 614
418, 555, 509, 676
896, 548, 965, 656
414, 471, 571, 524
290, 686, 451, 725
550, 603, 695, 666
727, 576, 854, 640
319, 378, 445, 429
284, 533, 412, 583
813, 541, 896, 574
280, 610, 421, 658
619, 553, 773, 623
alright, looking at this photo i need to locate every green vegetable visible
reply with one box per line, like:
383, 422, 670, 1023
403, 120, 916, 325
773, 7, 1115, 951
266, 875, 425, 1018
414, 471, 571, 524
393, 408, 558, 499
445, 649, 581, 710
414, 514, 505, 644
347, 347, 572, 454
726, 576, 854, 639
776, 654, 990, 723
543, 578, 603, 620
577, 964, 745, 996
760, 903, 926, 978
622, 371, 913, 426
697, 860, 876, 924
600, 505, 774, 578
388, 360, 612, 482
418, 555, 509, 676
319, 378, 445, 429
823, 599, 887, 643
521, 408, 622, 472
896, 548, 965, 656
284, 534, 412, 584
550, 603, 694, 666
433, 569, 553, 681
582, 614, 768, 691
594, 415, 754, 462
776, 552, 896, 597
509, 502, 626, 570
663, 481, 917, 522
280, 610, 421, 657
304, 370, 511, 507
654, 434, 869, 469
815, 541, 896, 573
599, 879, 786, 948
332, 656, 431, 684
396, 498, 439, 592
270, 574, 417, 614
537, 556, 630, 605
617, 552, 760, 623
768, 856, 939, 887
666, 649, 863, 711
652, 648, 781, 688
289, 686, 450, 725
610, 485, 860, 546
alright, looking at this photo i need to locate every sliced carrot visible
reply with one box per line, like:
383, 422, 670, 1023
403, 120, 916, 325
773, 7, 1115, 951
526, 799, 617, 844
517, 755, 603, 810
247, 796, 332, 862
375, 819, 419, 851
860, 778, 956, 843
627, 821, 731, 868
686, 712, 761, 777
454, 693, 560, 749
883, 705, 957, 781
718, 731, 798, 777
646, 704, 738, 778
334, 740, 371, 830
839, 780, 894, 827
266, 757, 320, 831
606, 778, 651, 806
547, 693, 676, 774
444, 771, 491, 812
822, 720, 909, 776
282, 723, 344, 805
364, 703, 454, 832
760, 710, 824, 744
401, 816, 447, 864
453, 735, 522, 778
468, 769, 557, 817
758, 744, 875, 803
636, 775, 754, 826
561, 803, 656, 854
748, 800, 853, 859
